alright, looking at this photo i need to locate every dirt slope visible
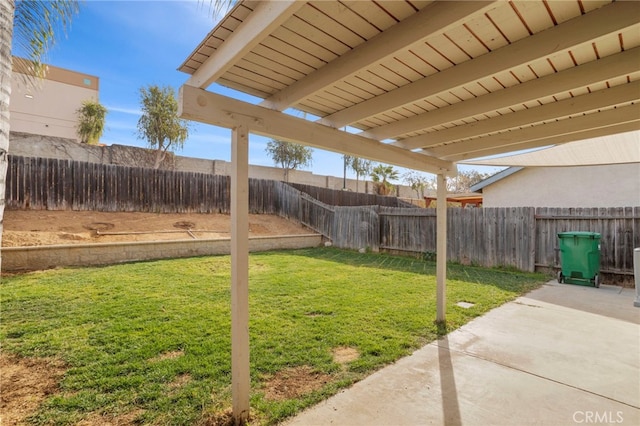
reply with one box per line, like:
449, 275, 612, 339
2, 210, 313, 247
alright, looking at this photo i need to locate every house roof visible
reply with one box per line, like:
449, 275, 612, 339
470, 167, 523, 193
178, 0, 640, 175
461, 130, 640, 167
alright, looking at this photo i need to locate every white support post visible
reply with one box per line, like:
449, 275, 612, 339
436, 173, 447, 323
231, 125, 250, 424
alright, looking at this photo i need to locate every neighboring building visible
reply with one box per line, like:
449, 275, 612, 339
471, 163, 640, 208
10, 57, 99, 141
469, 132, 640, 208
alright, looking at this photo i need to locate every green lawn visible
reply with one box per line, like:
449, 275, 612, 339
1, 248, 545, 425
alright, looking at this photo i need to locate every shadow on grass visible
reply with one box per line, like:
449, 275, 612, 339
265, 247, 546, 294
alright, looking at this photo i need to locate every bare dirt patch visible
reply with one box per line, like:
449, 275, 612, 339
2, 210, 313, 247
199, 408, 236, 426
263, 366, 331, 401
0, 353, 66, 426
332, 346, 360, 364
173, 221, 196, 229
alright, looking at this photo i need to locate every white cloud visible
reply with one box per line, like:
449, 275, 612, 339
105, 105, 141, 116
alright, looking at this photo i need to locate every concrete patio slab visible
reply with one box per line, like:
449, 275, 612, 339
284, 281, 640, 426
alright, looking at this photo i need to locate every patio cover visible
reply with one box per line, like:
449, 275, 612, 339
461, 131, 640, 167
177, 1, 640, 422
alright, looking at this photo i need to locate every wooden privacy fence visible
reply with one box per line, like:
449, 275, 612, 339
7, 156, 232, 213
379, 207, 536, 271
7, 156, 413, 212
6, 156, 639, 275
535, 207, 639, 275
6, 156, 298, 215
291, 182, 416, 208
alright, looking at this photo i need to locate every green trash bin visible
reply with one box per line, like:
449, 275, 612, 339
557, 232, 601, 287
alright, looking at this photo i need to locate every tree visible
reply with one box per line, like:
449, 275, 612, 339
137, 85, 190, 169
370, 164, 399, 196
76, 99, 107, 145
344, 155, 372, 193
265, 139, 313, 182
447, 169, 490, 193
1, 0, 79, 270
403, 170, 433, 198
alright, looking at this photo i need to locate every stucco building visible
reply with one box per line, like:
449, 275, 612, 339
469, 132, 640, 208
471, 163, 640, 208
10, 57, 99, 141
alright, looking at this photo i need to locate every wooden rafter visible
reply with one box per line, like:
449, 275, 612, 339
362, 47, 640, 142
431, 104, 640, 160
398, 81, 640, 150
260, 1, 498, 111
317, 1, 638, 128
186, 0, 306, 89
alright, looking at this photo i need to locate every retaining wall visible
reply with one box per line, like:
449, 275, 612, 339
3, 234, 322, 272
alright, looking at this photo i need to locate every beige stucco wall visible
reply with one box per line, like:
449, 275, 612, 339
482, 163, 640, 207
10, 60, 99, 141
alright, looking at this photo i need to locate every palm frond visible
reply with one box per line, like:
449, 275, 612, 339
201, 0, 236, 20
13, 0, 79, 76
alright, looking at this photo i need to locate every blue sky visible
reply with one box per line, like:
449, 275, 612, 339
15, 0, 502, 182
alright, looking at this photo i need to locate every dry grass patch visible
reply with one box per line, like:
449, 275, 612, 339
0, 353, 66, 426
332, 346, 360, 364
264, 366, 331, 401
168, 373, 192, 392
150, 349, 184, 362
75, 409, 145, 426
198, 408, 234, 426
198, 408, 264, 426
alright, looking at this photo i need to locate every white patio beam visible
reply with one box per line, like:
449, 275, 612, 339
398, 81, 640, 150
186, 0, 306, 89
260, 0, 498, 111
318, 0, 639, 128
179, 85, 456, 176
432, 103, 640, 160
361, 47, 640, 141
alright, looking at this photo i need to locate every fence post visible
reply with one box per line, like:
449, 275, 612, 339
372, 205, 380, 252
528, 207, 536, 272
634, 248, 640, 308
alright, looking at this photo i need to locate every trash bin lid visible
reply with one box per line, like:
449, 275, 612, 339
558, 231, 601, 239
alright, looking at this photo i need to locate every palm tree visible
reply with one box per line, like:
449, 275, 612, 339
347, 157, 372, 192
371, 164, 399, 196
77, 99, 107, 145
0, 0, 79, 269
